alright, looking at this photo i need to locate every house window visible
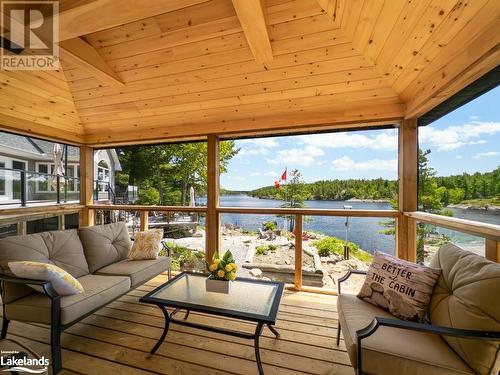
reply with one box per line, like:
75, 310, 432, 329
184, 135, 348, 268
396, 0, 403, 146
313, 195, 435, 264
37, 163, 50, 192
0, 161, 5, 196
97, 160, 110, 192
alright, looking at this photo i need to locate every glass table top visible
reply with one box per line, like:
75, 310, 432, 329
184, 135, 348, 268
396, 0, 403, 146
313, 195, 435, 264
143, 273, 284, 321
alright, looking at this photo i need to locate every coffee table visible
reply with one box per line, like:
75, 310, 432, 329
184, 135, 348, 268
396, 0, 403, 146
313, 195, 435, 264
139, 272, 285, 374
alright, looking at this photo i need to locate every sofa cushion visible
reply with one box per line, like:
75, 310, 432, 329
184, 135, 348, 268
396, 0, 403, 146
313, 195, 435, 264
5, 274, 130, 325
129, 229, 163, 260
9, 261, 84, 296
79, 222, 132, 273
0, 229, 90, 278
95, 256, 170, 288
429, 243, 500, 375
338, 293, 474, 375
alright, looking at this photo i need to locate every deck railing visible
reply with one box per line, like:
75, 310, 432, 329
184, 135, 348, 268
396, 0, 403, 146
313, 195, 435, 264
0, 202, 498, 293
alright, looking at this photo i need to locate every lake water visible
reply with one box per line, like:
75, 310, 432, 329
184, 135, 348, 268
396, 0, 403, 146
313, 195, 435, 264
201, 195, 500, 255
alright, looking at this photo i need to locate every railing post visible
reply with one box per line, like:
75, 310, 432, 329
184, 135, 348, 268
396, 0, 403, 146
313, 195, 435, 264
485, 239, 500, 263
56, 175, 61, 204
397, 119, 418, 262
206, 135, 220, 261
20, 170, 26, 207
140, 210, 149, 232
80, 146, 94, 227
294, 214, 303, 290
17, 221, 26, 235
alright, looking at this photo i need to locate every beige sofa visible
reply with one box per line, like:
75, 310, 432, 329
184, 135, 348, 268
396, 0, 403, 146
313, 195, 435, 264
337, 243, 500, 375
0, 222, 170, 374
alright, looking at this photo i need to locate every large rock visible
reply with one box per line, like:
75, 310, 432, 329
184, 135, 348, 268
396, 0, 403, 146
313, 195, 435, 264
249, 268, 263, 278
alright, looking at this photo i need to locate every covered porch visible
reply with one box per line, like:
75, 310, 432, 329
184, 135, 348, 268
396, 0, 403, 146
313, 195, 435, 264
0, 0, 499, 374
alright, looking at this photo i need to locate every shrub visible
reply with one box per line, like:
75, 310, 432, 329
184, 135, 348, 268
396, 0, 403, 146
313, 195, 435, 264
264, 221, 277, 231
256, 245, 269, 255
314, 236, 368, 262
268, 244, 278, 251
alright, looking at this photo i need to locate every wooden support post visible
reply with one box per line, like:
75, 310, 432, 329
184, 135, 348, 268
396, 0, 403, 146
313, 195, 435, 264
58, 214, 65, 231
485, 239, 500, 263
140, 211, 149, 232
205, 135, 220, 261
294, 214, 303, 290
80, 146, 94, 227
397, 119, 418, 262
16, 221, 26, 235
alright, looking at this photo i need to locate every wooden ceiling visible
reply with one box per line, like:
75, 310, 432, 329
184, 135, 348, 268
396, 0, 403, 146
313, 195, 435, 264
0, 0, 499, 146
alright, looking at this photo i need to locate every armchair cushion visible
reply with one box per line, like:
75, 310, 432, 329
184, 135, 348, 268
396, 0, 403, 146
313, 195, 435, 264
338, 293, 474, 374
128, 229, 163, 260
79, 222, 132, 273
429, 243, 500, 375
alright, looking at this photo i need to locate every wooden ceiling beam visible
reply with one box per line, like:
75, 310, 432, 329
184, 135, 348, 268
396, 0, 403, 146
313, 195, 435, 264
59, 38, 125, 88
231, 0, 273, 65
58, 0, 210, 41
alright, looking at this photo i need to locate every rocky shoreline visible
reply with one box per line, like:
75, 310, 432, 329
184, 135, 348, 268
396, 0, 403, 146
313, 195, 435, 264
447, 203, 500, 211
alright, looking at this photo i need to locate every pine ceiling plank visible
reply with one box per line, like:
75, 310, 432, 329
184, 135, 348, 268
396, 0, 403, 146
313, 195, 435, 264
58, 0, 211, 41
83, 100, 404, 145
0, 113, 84, 144
81, 89, 400, 129
231, 0, 274, 64
316, 0, 345, 28
392, 0, 491, 94
78, 77, 389, 121
382, 0, 459, 87
72, 50, 364, 109
350, 0, 384, 53
405, 20, 500, 118
340, 0, 364, 39
60, 38, 125, 88
372, 0, 432, 75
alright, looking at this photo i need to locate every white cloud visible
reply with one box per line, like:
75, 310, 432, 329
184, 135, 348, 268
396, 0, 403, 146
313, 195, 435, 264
236, 138, 279, 157
472, 151, 499, 159
331, 156, 397, 171
268, 146, 324, 167
299, 130, 397, 151
250, 171, 278, 177
420, 121, 500, 151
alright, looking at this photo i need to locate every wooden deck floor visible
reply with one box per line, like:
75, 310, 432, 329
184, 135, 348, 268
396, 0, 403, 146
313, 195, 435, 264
4, 274, 354, 375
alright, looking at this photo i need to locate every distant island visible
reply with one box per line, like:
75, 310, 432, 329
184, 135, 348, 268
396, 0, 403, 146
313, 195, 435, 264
222, 167, 500, 209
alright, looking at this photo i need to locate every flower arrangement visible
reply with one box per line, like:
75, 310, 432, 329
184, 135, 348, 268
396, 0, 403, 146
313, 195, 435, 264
207, 250, 237, 281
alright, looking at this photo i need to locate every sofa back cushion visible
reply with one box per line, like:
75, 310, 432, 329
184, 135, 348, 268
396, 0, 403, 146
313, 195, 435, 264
79, 222, 132, 273
0, 229, 90, 278
429, 243, 500, 375
0, 229, 90, 302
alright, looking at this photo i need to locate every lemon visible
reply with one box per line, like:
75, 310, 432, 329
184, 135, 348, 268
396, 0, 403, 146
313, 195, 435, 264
208, 263, 218, 272
224, 264, 233, 272
227, 272, 236, 281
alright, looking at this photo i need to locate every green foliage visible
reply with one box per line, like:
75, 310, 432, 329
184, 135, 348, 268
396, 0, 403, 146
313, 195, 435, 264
264, 221, 277, 231
313, 236, 372, 263
117, 140, 239, 205
137, 181, 160, 205
250, 177, 398, 201
207, 250, 237, 280
164, 242, 200, 272
255, 244, 278, 255
276, 169, 310, 208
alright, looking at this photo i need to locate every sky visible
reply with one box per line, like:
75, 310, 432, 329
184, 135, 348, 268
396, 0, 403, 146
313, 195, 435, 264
221, 87, 500, 191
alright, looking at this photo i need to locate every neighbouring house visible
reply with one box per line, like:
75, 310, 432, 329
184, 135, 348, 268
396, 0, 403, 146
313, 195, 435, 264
0, 132, 126, 205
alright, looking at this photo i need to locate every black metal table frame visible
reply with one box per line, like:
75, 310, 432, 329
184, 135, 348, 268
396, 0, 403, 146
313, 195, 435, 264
140, 272, 285, 375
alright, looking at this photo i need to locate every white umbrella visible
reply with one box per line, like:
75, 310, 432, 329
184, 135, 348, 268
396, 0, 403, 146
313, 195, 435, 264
189, 186, 196, 207
51, 143, 65, 189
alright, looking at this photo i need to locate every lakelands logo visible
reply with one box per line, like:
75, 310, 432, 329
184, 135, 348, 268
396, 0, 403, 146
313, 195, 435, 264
1, 350, 49, 373
0, 1, 59, 70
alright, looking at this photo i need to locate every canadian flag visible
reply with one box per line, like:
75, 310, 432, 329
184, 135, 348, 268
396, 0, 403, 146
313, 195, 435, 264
281, 168, 287, 181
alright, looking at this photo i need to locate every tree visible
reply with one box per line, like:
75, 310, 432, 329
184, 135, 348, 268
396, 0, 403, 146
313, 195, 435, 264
116, 141, 239, 205
276, 169, 309, 231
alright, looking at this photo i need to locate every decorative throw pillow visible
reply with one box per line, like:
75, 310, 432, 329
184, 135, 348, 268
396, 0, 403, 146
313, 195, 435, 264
129, 229, 164, 260
357, 251, 441, 322
8, 261, 84, 296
